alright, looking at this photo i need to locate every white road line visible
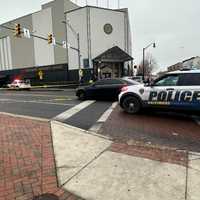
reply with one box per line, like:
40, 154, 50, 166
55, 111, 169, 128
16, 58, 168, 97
89, 102, 118, 133
54, 100, 95, 121
0, 93, 75, 98
0, 99, 75, 106
192, 115, 200, 126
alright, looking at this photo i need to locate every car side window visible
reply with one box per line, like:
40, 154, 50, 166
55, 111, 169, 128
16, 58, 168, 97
153, 75, 179, 86
95, 80, 106, 86
178, 73, 200, 86
104, 79, 122, 85
95, 79, 122, 85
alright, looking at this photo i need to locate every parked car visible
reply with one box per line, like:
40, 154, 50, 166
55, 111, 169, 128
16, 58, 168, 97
76, 78, 139, 100
119, 69, 200, 114
7, 79, 31, 90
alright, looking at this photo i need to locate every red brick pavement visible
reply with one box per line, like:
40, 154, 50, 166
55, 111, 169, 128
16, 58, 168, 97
0, 114, 83, 200
110, 143, 187, 166
100, 106, 200, 152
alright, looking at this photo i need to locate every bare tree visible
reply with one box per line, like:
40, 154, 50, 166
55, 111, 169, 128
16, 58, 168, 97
137, 53, 158, 77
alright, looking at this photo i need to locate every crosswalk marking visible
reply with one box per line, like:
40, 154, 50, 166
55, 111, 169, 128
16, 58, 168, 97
54, 100, 96, 121
89, 102, 118, 133
192, 115, 200, 126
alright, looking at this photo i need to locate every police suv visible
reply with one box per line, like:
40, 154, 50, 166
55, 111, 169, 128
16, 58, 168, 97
119, 69, 200, 114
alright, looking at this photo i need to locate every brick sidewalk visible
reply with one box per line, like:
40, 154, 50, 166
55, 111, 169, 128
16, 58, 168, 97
0, 114, 83, 200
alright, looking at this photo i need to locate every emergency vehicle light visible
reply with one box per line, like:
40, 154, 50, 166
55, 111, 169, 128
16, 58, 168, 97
121, 86, 128, 92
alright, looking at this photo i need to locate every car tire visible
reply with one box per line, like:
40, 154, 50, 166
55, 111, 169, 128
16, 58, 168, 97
78, 91, 86, 100
122, 96, 141, 114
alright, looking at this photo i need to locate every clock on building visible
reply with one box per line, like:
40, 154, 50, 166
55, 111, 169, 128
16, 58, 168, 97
104, 23, 113, 34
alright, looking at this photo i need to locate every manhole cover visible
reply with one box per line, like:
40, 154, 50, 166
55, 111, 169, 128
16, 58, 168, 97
33, 193, 59, 200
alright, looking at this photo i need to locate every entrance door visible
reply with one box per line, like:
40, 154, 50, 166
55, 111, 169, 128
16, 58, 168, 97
103, 73, 112, 79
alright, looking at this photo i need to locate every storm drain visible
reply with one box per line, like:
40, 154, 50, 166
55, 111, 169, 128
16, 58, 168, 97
33, 193, 59, 200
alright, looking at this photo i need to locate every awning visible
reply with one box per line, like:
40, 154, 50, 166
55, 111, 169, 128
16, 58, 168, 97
93, 46, 133, 63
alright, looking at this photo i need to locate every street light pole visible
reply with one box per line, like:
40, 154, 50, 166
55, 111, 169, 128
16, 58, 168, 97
142, 48, 145, 81
142, 42, 156, 81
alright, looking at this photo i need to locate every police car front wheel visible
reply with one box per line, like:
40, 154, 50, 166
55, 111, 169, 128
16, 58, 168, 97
122, 96, 141, 114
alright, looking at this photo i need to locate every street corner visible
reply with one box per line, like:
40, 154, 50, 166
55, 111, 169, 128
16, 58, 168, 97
50, 120, 112, 186
50, 120, 191, 200
0, 113, 83, 200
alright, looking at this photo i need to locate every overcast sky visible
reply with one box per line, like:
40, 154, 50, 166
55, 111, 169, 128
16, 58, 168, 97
0, 0, 200, 71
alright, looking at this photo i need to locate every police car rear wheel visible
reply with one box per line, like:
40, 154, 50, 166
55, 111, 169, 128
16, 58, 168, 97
122, 96, 141, 114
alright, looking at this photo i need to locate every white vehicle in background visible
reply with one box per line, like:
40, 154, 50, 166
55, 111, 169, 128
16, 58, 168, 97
8, 79, 31, 90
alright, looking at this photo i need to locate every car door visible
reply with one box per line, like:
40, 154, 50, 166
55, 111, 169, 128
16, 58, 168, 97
143, 74, 180, 108
177, 73, 200, 110
103, 79, 126, 99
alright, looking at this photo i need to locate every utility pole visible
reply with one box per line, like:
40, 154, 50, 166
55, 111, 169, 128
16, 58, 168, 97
142, 48, 145, 81
62, 20, 81, 83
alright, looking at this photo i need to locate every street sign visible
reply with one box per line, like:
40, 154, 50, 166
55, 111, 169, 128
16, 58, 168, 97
79, 69, 83, 77
62, 41, 67, 48
52, 37, 56, 46
38, 70, 44, 80
23, 28, 31, 38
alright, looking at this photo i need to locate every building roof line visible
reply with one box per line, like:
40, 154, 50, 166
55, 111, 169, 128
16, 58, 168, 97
64, 5, 127, 14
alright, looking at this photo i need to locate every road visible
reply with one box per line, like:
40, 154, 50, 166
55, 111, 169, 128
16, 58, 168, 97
100, 106, 200, 152
0, 89, 112, 130
0, 89, 200, 152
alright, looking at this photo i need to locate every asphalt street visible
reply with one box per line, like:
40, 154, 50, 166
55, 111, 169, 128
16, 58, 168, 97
0, 89, 113, 131
1, 88, 200, 152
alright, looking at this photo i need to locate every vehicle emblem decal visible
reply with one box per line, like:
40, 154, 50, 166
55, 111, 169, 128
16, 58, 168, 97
139, 88, 144, 95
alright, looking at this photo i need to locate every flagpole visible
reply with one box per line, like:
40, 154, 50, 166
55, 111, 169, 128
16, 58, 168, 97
118, 0, 120, 8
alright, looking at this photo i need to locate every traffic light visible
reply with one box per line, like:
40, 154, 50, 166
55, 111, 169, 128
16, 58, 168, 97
15, 23, 21, 37
47, 34, 53, 44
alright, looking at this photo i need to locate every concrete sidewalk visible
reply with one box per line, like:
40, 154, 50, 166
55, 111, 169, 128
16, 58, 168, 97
51, 121, 200, 200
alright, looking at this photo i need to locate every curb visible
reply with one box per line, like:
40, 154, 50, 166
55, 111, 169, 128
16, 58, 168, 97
0, 112, 49, 122
51, 120, 112, 141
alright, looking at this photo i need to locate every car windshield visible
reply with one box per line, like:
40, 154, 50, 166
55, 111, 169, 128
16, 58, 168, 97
122, 78, 140, 85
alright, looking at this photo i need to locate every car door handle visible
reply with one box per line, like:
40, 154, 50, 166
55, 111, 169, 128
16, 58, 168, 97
166, 88, 174, 91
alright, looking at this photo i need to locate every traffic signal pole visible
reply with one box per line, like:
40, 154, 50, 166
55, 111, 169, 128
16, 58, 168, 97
62, 20, 81, 83
77, 33, 81, 82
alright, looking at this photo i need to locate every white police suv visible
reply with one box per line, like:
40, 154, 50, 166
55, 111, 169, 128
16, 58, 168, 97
119, 69, 200, 114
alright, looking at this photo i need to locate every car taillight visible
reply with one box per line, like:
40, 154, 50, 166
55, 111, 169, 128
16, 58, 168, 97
121, 86, 128, 92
